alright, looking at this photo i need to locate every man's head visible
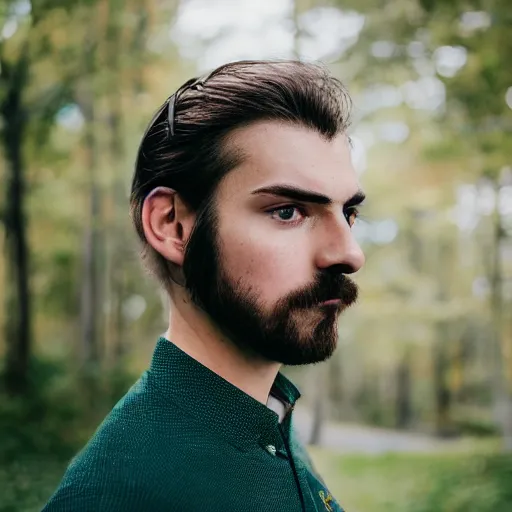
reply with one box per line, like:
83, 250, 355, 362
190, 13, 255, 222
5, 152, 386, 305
131, 60, 365, 366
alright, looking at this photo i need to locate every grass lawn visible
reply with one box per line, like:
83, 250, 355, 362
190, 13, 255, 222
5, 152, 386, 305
309, 447, 512, 512
1, 449, 511, 511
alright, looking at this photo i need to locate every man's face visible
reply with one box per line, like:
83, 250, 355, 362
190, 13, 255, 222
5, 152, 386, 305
184, 121, 365, 365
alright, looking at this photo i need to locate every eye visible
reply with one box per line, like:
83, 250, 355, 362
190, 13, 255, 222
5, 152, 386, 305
268, 205, 305, 223
344, 207, 359, 227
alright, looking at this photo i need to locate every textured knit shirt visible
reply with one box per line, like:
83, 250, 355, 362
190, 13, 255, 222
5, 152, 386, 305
43, 337, 344, 512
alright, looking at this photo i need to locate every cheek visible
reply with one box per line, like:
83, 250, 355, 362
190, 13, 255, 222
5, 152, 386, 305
219, 224, 312, 304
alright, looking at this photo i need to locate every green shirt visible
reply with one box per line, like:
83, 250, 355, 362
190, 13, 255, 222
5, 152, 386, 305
43, 337, 344, 512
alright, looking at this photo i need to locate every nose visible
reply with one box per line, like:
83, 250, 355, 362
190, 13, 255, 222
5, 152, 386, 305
314, 217, 365, 274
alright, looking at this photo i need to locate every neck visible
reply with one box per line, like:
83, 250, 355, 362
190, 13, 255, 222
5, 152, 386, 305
165, 291, 281, 405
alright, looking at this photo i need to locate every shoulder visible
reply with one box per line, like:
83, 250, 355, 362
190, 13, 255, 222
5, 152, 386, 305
42, 479, 168, 511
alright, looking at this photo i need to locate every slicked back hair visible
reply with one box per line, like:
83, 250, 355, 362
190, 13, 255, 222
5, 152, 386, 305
130, 60, 352, 288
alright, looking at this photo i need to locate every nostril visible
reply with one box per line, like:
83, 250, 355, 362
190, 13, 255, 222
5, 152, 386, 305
325, 263, 355, 275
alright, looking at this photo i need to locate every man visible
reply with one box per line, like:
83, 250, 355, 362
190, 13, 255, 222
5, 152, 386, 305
44, 60, 365, 511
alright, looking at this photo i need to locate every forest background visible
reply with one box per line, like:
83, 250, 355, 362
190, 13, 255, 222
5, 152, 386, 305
1, 0, 512, 510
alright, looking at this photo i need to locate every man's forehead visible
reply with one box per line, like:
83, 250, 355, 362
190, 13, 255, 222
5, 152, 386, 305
222, 120, 360, 202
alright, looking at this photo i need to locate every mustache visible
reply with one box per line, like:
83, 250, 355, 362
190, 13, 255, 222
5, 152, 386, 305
280, 272, 359, 310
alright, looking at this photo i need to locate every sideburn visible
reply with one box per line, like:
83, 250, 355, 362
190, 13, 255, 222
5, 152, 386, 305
182, 196, 222, 311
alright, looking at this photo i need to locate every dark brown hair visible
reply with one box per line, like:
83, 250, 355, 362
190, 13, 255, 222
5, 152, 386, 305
130, 60, 352, 288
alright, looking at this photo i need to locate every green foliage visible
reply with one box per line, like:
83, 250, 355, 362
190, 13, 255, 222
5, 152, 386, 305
36, 248, 79, 317
0, 358, 82, 462
0, 355, 136, 462
311, 449, 512, 512
453, 416, 500, 438
355, 379, 398, 428
0, 457, 68, 512
409, 455, 512, 512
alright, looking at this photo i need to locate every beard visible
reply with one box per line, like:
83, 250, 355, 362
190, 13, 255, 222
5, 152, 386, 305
182, 200, 359, 366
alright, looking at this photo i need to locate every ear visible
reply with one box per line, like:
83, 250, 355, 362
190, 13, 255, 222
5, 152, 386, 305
141, 187, 196, 267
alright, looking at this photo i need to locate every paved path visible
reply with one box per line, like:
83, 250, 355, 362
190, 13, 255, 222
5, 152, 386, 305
293, 407, 463, 454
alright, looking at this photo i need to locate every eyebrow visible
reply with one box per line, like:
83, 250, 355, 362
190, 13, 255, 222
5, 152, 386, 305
251, 184, 366, 208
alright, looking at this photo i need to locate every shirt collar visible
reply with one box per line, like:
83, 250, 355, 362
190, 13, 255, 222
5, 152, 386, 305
147, 337, 301, 452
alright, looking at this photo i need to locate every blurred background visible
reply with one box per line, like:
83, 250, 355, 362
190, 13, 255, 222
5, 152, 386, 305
1, 0, 512, 510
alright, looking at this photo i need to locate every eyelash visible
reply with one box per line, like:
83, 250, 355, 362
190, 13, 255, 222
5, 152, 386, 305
266, 204, 360, 227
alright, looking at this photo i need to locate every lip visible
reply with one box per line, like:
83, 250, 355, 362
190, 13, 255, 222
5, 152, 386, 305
318, 299, 343, 307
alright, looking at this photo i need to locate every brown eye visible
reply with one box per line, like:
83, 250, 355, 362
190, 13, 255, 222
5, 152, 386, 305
344, 208, 359, 227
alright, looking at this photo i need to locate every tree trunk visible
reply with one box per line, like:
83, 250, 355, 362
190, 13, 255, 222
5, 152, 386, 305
130, 0, 149, 95
487, 181, 512, 452
1, 49, 31, 396
395, 351, 412, 429
78, 18, 102, 367
79, 111, 101, 365
433, 237, 455, 436
106, 0, 128, 362
327, 352, 344, 420
291, 0, 310, 60
433, 324, 454, 436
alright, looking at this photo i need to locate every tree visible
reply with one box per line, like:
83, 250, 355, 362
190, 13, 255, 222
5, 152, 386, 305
0, 34, 30, 395
0, 0, 98, 393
